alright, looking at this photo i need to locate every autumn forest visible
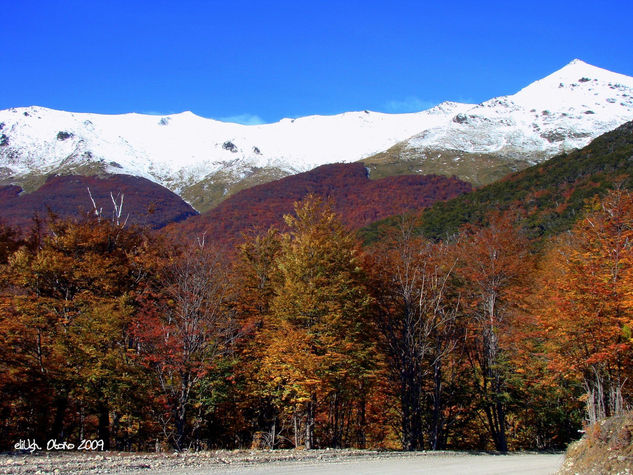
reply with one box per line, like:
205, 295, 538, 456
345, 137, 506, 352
2, 177, 633, 453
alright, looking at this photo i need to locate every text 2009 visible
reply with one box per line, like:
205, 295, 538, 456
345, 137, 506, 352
78, 439, 104, 451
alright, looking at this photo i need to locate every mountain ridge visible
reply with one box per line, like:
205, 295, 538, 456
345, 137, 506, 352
2, 59, 633, 212
361, 59, 633, 187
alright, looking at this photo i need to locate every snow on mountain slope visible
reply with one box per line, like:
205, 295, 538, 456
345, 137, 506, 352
0, 102, 471, 194
1, 59, 633, 211
403, 60, 633, 159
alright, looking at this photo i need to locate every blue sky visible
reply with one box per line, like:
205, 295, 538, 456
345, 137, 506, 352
2, 0, 633, 124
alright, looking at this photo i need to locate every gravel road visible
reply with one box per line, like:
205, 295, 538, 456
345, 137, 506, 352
0, 450, 564, 474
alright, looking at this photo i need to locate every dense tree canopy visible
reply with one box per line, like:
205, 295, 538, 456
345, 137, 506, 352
1, 188, 630, 452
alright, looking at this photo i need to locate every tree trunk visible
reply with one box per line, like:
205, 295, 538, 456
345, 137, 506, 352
401, 366, 423, 450
97, 401, 111, 450
175, 405, 187, 451
50, 394, 68, 441
484, 307, 508, 453
174, 374, 191, 451
293, 411, 299, 448
331, 392, 340, 448
482, 373, 508, 453
357, 391, 367, 449
305, 395, 316, 449
494, 401, 508, 452
430, 359, 443, 450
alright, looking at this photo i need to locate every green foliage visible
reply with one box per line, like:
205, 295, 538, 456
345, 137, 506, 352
361, 121, 633, 244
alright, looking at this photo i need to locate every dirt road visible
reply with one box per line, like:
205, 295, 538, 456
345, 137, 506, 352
1, 450, 564, 474
166, 453, 564, 475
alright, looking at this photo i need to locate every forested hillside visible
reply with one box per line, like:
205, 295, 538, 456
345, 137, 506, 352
0, 174, 198, 231
362, 120, 633, 243
169, 162, 471, 243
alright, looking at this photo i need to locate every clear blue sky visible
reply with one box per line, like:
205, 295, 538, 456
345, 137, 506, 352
3, 0, 632, 124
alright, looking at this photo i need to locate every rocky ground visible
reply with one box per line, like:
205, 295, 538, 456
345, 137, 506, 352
0, 449, 564, 474
558, 413, 633, 474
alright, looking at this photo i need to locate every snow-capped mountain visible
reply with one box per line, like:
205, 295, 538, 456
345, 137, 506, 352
1, 59, 633, 211
361, 60, 633, 187
397, 59, 633, 160
0, 106, 469, 185
0, 102, 472, 210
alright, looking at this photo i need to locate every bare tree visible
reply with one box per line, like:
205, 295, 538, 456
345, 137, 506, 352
86, 188, 129, 228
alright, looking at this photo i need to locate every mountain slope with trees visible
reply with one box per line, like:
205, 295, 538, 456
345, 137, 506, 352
362, 120, 633, 243
0, 174, 198, 231
168, 162, 471, 244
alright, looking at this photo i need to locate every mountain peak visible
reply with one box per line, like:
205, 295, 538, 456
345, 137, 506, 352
567, 58, 589, 67
508, 59, 633, 110
545, 59, 633, 85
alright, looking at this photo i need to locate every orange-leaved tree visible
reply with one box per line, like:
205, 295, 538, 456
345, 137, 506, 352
456, 212, 532, 452
0, 216, 158, 450
536, 188, 633, 424
259, 195, 376, 448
